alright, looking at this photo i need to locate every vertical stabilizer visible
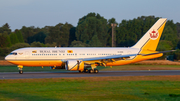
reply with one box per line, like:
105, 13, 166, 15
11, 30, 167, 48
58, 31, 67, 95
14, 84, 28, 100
132, 18, 167, 51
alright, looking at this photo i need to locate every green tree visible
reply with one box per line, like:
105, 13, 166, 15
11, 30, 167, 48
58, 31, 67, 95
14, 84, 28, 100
0, 23, 11, 34
45, 42, 57, 47
1, 47, 11, 56
89, 34, 102, 47
45, 23, 74, 47
15, 30, 24, 43
116, 16, 159, 47
69, 27, 76, 46
0, 33, 12, 48
0, 47, 4, 56
177, 22, 180, 49
45, 35, 53, 45
20, 26, 38, 44
173, 49, 180, 60
9, 33, 19, 45
70, 40, 89, 47
161, 25, 178, 49
156, 40, 173, 51
31, 41, 45, 47
176, 22, 180, 39
177, 40, 180, 49
76, 12, 108, 46
5, 34, 12, 47
29, 32, 46, 44
10, 43, 30, 51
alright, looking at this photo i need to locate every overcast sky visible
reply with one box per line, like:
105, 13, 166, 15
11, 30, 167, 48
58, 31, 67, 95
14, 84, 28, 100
0, 0, 179, 31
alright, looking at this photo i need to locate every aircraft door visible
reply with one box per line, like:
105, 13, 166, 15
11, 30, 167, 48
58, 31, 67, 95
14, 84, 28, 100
25, 51, 30, 59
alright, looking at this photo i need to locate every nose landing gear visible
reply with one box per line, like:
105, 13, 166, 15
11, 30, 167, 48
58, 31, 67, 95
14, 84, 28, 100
18, 65, 23, 74
19, 70, 23, 74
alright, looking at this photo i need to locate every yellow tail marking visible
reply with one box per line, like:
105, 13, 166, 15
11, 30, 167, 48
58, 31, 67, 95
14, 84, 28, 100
141, 21, 166, 54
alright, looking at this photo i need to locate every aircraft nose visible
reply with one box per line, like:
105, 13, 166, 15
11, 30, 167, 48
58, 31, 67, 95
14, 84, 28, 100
5, 55, 9, 61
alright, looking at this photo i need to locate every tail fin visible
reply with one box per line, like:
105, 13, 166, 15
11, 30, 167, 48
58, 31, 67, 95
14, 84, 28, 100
132, 18, 167, 51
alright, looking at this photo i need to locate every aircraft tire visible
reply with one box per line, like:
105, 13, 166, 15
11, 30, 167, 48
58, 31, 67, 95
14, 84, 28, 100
84, 69, 89, 73
94, 69, 99, 73
89, 69, 94, 73
19, 70, 23, 74
79, 70, 84, 73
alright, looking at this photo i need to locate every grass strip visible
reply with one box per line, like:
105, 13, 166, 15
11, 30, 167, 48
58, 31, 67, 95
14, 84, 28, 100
1, 65, 180, 72
0, 76, 180, 101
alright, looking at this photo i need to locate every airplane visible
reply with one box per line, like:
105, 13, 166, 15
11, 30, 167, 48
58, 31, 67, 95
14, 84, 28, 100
5, 18, 172, 74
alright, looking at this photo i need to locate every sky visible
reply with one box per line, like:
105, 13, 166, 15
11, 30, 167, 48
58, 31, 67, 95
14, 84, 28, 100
0, 0, 179, 31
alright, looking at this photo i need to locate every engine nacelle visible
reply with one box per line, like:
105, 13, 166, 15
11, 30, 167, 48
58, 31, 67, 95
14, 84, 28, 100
65, 60, 84, 71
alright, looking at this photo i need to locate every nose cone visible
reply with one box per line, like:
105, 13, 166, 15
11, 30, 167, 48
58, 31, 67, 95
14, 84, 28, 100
5, 55, 9, 61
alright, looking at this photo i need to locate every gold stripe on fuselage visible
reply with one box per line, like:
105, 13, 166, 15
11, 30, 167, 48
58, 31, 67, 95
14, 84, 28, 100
8, 60, 63, 67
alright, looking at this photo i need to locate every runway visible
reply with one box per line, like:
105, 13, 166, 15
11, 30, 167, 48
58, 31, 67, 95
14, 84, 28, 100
1, 70, 180, 79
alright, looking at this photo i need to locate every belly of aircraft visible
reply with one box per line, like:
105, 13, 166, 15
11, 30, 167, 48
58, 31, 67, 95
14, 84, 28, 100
8, 60, 63, 67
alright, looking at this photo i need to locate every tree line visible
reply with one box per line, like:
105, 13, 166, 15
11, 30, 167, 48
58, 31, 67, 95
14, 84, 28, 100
0, 13, 180, 60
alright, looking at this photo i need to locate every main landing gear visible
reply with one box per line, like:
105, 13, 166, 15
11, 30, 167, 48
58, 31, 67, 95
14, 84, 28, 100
79, 64, 99, 73
79, 69, 99, 73
18, 65, 23, 74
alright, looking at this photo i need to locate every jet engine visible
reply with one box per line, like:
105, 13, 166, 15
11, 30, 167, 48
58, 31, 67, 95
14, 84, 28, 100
65, 60, 84, 71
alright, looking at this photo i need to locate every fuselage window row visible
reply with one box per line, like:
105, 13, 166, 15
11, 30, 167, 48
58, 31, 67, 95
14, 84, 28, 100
87, 54, 96, 55
31, 53, 119, 56
32, 54, 58, 56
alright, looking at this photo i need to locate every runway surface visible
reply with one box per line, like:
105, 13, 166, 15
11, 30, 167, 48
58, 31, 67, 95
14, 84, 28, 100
1, 70, 180, 79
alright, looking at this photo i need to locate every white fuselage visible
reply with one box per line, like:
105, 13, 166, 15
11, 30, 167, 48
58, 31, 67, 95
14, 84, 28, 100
5, 47, 140, 60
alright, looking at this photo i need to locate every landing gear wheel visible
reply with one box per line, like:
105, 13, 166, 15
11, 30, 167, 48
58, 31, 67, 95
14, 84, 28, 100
84, 69, 89, 73
19, 70, 23, 74
79, 70, 84, 73
94, 69, 99, 73
89, 69, 94, 73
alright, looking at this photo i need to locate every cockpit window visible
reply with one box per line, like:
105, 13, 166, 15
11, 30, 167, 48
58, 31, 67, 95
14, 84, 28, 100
9, 52, 17, 55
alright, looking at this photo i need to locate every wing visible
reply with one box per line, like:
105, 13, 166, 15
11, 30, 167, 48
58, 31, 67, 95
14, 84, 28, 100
82, 54, 137, 61
76, 54, 137, 66
79, 50, 175, 65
